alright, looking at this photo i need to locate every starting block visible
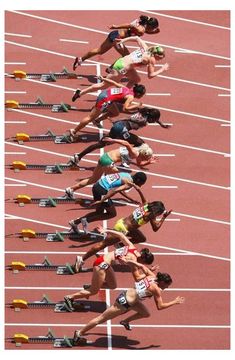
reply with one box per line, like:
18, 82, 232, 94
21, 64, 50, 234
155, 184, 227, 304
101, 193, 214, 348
6, 67, 82, 82
6, 256, 90, 274
13, 130, 75, 144
11, 328, 91, 347
17, 227, 103, 242
13, 194, 94, 207
10, 294, 90, 312
5, 97, 77, 112
9, 160, 87, 174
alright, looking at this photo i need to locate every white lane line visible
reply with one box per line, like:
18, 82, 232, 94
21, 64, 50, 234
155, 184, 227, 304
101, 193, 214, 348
148, 123, 173, 126
5, 32, 32, 38
9, 10, 230, 61
5, 40, 230, 92
5, 213, 69, 230
5, 184, 26, 187
174, 50, 198, 53
146, 93, 171, 96
215, 65, 230, 68
144, 242, 230, 262
59, 38, 89, 44
5, 91, 26, 94
5, 142, 230, 190
5, 286, 230, 292
172, 211, 230, 225
5, 323, 230, 329
218, 94, 230, 97
152, 185, 178, 188
139, 10, 230, 30
5, 62, 26, 65
5, 121, 26, 124
157, 154, 175, 157
5, 152, 26, 154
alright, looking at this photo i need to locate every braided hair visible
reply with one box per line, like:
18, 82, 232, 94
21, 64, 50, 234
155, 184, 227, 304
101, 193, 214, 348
140, 248, 154, 265
139, 15, 159, 30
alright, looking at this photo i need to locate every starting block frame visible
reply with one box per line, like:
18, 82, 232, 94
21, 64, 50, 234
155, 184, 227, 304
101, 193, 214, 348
17, 227, 104, 242
7, 256, 91, 274
9, 160, 87, 174
5, 97, 77, 113
6, 67, 82, 82
11, 328, 91, 347
11, 130, 89, 144
10, 294, 90, 313
14, 194, 94, 207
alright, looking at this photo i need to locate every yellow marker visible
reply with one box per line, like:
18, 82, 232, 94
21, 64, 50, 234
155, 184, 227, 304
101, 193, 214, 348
13, 334, 29, 343
21, 229, 36, 238
16, 195, 32, 204
12, 299, 28, 309
12, 161, 27, 170
13, 70, 27, 79
5, 100, 19, 108
11, 261, 26, 271
16, 133, 30, 142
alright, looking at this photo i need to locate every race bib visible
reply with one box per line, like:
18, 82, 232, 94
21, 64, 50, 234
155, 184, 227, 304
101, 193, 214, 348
99, 262, 109, 270
106, 173, 120, 184
110, 88, 123, 95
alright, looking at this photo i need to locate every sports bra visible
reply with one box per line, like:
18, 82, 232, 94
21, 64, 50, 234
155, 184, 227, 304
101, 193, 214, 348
132, 204, 150, 226
114, 246, 137, 260
135, 277, 155, 300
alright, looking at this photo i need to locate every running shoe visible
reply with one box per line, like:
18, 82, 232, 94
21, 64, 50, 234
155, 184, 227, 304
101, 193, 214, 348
81, 217, 88, 233
92, 119, 103, 128
73, 57, 82, 70
120, 162, 130, 168
83, 284, 91, 290
68, 153, 80, 166
74, 255, 84, 273
65, 187, 75, 199
64, 296, 74, 312
69, 220, 79, 233
72, 88, 81, 102
120, 320, 132, 331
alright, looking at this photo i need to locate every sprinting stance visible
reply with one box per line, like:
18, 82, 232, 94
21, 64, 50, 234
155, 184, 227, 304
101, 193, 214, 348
72, 36, 168, 102
69, 77, 146, 137
68, 171, 147, 232
63, 227, 154, 311
69, 107, 170, 165
73, 201, 171, 270
65, 138, 156, 198
72, 15, 160, 68
66, 271, 184, 345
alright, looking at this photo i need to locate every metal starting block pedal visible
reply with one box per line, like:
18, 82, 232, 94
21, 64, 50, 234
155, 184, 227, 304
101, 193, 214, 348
16, 227, 104, 242
11, 328, 92, 347
10, 160, 85, 174
6, 67, 82, 82
5, 97, 77, 112
13, 130, 72, 144
7, 256, 90, 274
10, 295, 90, 313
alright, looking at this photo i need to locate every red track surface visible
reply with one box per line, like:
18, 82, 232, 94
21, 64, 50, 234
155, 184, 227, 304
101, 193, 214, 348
5, 10, 230, 350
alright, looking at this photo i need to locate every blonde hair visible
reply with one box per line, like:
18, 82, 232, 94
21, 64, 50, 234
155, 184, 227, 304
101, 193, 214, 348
137, 143, 153, 158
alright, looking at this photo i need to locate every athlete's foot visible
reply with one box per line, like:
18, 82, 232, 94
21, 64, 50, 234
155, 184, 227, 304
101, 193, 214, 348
69, 220, 79, 233
92, 119, 103, 128
68, 153, 80, 166
120, 161, 130, 168
120, 320, 132, 331
72, 88, 81, 102
74, 255, 84, 273
73, 57, 82, 71
65, 187, 75, 199
81, 217, 88, 233
64, 296, 74, 312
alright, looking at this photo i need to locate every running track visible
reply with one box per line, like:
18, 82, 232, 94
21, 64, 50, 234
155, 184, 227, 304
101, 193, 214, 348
5, 10, 230, 350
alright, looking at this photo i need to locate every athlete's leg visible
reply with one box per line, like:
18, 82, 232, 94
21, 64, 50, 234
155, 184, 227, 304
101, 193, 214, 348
79, 302, 127, 336
126, 68, 141, 88
127, 228, 147, 244
72, 107, 102, 134
81, 38, 114, 61
120, 301, 150, 328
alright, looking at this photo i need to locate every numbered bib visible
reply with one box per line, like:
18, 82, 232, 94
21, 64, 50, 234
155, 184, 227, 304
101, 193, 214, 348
110, 88, 123, 95
99, 262, 110, 270
106, 173, 120, 185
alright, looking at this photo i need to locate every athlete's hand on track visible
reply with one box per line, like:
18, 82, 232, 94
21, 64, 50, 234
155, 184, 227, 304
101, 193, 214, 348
175, 296, 185, 304
163, 209, 173, 219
